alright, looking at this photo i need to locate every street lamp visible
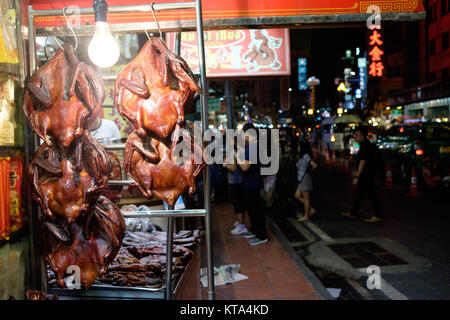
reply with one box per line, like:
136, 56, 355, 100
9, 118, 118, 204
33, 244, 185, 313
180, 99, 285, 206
306, 76, 320, 114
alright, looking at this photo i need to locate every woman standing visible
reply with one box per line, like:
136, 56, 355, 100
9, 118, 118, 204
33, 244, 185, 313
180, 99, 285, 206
295, 140, 318, 221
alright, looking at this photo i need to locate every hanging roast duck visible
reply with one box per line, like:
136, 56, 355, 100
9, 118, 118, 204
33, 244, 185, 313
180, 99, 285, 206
115, 37, 208, 206
124, 125, 207, 207
41, 195, 126, 289
114, 37, 201, 147
25, 42, 125, 289
23, 43, 105, 149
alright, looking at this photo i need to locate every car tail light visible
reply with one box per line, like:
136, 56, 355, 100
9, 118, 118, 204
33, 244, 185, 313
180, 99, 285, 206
416, 149, 424, 156
331, 134, 336, 143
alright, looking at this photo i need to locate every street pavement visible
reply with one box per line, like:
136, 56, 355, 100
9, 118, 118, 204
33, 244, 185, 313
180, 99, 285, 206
269, 157, 450, 300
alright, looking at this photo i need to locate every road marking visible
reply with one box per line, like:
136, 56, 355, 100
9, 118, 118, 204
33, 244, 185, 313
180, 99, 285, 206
303, 220, 334, 242
289, 216, 408, 300
288, 241, 316, 248
287, 217, 316, 241
345, 278, 374, 300
379, 277, 408, 300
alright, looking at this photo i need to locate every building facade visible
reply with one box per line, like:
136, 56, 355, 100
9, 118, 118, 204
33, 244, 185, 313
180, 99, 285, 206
385, 0, 450, 120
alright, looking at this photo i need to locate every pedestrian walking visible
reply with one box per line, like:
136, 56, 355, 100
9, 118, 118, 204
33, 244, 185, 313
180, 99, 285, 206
295, 140, 318, 221
341, 126, 383, 223
238, 123, 268, 246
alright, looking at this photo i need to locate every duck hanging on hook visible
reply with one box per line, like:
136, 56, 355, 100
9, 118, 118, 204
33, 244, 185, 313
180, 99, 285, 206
44, 6, 78, 61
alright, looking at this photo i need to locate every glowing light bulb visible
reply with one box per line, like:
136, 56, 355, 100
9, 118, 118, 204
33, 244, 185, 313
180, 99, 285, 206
88, 21, 120, 68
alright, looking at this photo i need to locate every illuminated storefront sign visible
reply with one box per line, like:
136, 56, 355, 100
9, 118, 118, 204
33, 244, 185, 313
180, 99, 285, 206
166, 29, 291, 77
298, 58, 307, 90
368, 29, 384, 77
28, 1, 425, 28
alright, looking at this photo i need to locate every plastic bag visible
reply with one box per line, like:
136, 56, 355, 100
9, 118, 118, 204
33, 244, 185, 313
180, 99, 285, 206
122, 205, 157, 232
0, 242, 25, 300
261, 175, 277, 207
0, 243, 9, 299
9, 154, 23, 233
0, 157, 10, 240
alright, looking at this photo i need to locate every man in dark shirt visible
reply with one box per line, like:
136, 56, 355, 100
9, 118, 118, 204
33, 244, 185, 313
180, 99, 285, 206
237, 123, 268, 245
341, 126, 382, 222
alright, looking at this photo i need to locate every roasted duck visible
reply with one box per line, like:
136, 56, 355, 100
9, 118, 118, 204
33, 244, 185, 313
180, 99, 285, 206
114, 37, 200, 144
29, 133, 113, 225
26, 290, 58, 300
124, 129, 206, 206
23, 43, 105, 149
42, 196, 125, 289
94, 230, 199, 288
25, 44, 125, 290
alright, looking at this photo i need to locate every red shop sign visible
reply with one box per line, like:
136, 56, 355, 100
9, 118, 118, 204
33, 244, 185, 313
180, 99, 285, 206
27, 0, 425, 27
166, 29, 291, 78
368, 29, 384, 77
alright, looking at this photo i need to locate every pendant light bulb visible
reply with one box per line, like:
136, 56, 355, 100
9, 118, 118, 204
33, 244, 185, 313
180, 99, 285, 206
88, 0, 120, 68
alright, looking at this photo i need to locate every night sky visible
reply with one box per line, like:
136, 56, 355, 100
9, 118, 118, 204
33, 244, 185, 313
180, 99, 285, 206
290, 27, 367, 109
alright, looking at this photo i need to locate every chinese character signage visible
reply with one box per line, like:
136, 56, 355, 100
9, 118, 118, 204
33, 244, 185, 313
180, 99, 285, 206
298, 58, 307, 90
368, 30, 384, 77
166, 29, 291, 78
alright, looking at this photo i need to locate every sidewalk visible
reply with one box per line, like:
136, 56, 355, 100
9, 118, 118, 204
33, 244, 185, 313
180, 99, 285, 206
201, 203, 326, 300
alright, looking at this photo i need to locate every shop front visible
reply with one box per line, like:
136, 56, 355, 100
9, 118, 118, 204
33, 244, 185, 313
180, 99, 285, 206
166, 28, 291, 130
0, 0, 426, 301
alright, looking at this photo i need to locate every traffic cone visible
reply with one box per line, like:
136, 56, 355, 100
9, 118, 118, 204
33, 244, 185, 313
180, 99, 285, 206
325, 149, 330, 164
338, 154, 344, 172
312, 146, 318, 159
407, 167, 420, 197
331, 150, 337, 167
343, 155, 350, 174
384, 163, 394, 190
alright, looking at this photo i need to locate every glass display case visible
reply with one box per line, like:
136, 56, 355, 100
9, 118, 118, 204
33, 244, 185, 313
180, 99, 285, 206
0, 0, 29, 300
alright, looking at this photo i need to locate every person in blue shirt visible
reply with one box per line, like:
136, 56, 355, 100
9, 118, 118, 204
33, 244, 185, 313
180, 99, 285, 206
236, 123, 268, 246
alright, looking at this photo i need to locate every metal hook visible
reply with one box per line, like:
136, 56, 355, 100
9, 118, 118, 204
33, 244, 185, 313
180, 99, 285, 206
44, 37, 50, 60
53, 36, 64, 51
63, 7, 78, 50
150, 2, 163, 39
144, 29, 152, 40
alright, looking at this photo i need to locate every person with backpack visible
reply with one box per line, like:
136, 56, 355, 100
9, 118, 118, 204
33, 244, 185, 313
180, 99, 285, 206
295, 140, 318, 221
341, 126, 383, 223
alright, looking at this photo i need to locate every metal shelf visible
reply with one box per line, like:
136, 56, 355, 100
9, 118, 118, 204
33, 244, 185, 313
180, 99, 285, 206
107, 180, 134, 186
26, 0, 214, 301
103, 143, 126, 150
122, 209, 206, 218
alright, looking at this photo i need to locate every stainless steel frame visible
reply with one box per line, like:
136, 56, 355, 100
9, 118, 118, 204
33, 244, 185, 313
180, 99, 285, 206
25, 0, 214, 300
28, 12, 426, 38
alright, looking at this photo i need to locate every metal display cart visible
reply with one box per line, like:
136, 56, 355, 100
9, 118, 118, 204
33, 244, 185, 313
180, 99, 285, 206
24, 0, 214, 300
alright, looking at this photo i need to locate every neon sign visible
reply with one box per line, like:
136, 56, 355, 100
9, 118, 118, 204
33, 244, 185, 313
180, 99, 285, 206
368, 30, 384, 77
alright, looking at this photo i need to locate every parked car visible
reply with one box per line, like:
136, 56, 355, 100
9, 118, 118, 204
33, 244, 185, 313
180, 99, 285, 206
420, 122, 450, 190
376, 124, 420, 166
376, 122, 450, 189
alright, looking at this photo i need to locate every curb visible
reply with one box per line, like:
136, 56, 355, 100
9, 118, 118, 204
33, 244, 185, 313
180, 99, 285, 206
266, 215, 334, 300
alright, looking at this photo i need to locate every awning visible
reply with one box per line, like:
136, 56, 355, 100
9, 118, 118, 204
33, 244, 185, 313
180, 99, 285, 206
28, 0, 426, 35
